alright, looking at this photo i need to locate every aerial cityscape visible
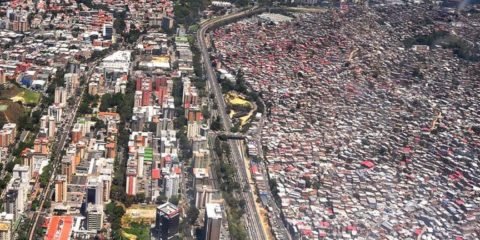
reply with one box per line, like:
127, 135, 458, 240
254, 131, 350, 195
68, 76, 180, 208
0, 0, 477, 240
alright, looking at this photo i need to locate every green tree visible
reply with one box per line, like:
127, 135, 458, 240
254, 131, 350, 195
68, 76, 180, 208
187, 206, 199, 225
113, 12, 126, 34
156, 195, 167, 204
202, 106, 210, 120
135, 193, 146, 203
169, 195, 180, 205
210, 117, 222, 131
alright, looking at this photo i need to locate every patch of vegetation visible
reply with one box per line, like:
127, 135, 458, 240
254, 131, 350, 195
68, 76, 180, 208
123, 222, 150, 240
213, 137, 248, 240
174, 0, 210, 26
10, 89, 41, 106
108, 80, 135, 208
105, 201, 126, 239
404, 30, 480, 62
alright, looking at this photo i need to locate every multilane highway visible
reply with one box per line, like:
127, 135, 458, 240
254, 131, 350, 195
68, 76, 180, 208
197, 6, 325, 240
197, 7, 267, 240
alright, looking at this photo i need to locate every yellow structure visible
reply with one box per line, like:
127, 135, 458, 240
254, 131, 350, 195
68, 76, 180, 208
224, 91, 257, 127
122, 204, 158, 228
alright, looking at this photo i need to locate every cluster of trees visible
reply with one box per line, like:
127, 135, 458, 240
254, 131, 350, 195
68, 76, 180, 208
0, 138, 35, 190
0, 170, 11, 191
105, 80, 137, 232
213, 137, 247, 239
99, 93, 125, 112
77, 0, 110, 11
17, 109, 41, 133
171, 78, 193, 161
90, 49, 110, 61
44, 68, 66, 106
105, 201, 126, 239
112, 9, 142, 44
16, 218, 33, 240
174, 0, 210, 26
113, 11, 127, 35
12, 139, 33, 157
78, 93, 99, 115
39, 159, 54, 188
269, 178, 280, 203
472, 125, 480, 135
219, 69, 247, 94
404, 30, 479, 62
126, 24, 143, 44
210, 116, 222, 131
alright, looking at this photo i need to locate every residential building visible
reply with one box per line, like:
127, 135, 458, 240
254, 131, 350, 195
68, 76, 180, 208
86, 205, 104, 231
151, 202, 179, 240
205, 203, 223, 240
55, 175, 68, 203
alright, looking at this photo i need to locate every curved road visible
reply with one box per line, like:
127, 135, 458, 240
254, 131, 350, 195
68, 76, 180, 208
198, 6, 326, 240
197, 7, 268, 240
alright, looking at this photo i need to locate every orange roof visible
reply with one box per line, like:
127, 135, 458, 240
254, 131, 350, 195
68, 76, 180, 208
152, 168, 161, 180
45, 216, 73, 240
98, 112, 120, 119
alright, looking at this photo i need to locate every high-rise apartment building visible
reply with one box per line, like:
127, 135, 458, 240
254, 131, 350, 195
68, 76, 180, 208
86, 205, 104, 231
87, 178, 104, 205
55, 175, 68, 203
204, 203, 223, 240
151, 203, 179, 240
163, 173, 179, 199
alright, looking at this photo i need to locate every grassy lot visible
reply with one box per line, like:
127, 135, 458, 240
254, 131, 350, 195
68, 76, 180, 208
10, 89, 41, 105
122, 223, 150, 240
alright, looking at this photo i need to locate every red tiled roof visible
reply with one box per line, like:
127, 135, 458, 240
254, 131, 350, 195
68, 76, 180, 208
152, 168, 161, 180
361, 160, 374, 168
45, 216, 73, 240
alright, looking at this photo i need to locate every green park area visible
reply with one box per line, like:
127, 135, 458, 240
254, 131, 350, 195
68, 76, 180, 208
122, 223, 150, 240
120, 204, 157, 240
10, 89, 41, 105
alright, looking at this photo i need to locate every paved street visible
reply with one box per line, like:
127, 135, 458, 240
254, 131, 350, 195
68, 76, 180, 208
27, 62, 98, 240
197, 7, 267, 240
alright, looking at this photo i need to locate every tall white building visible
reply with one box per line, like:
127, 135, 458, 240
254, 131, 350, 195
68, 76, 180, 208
134, 91, 143, 108
86, 205, 104, 231
187, 121, 201, 139
87, 177, 104, 206
54, 87, 68, 106
48, 116, 56, 138
48, 105, 63, 123
163, 173, 180, 199
5, 178, 27, 221
40, 115, 48, 129
195, 185, 218, 209
40, 115, 57, 138
12, 165, 30, 183
64, 73, 80, 97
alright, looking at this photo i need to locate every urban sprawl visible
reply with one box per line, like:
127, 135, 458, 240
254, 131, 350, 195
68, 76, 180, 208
0, 1, 477, 240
